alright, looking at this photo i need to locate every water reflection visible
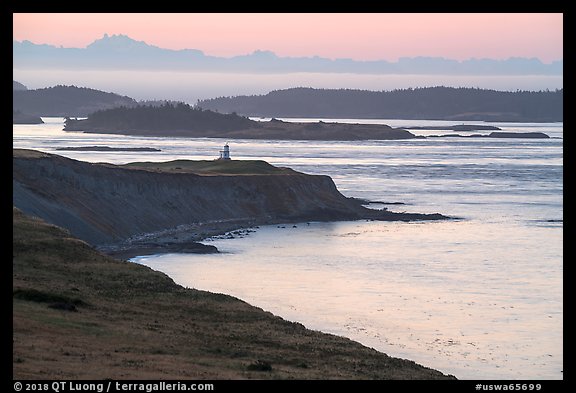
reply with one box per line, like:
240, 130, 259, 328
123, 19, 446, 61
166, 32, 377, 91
134, 218, 562, 379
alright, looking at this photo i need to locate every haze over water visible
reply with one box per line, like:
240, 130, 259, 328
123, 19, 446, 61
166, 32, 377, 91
14, 118, 563, 379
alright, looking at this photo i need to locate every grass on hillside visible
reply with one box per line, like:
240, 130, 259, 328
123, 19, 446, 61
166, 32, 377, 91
13, 207, 454, 379
121, 159, 299, 176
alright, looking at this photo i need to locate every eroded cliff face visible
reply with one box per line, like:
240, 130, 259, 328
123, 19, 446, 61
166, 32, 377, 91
13, 149, 365, 248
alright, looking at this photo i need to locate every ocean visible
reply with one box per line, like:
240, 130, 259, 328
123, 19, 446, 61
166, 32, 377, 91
13, 117, 563, 379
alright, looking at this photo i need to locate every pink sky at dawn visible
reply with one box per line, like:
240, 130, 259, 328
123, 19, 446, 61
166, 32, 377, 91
13, 13, 563, 63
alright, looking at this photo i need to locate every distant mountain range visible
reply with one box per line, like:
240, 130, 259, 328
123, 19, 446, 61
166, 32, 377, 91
13, 34, 562, 75
198, 87, 563, 122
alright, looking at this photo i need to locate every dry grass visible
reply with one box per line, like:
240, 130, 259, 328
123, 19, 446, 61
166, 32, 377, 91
120, 159, 298, 176
13, 207, 455, 380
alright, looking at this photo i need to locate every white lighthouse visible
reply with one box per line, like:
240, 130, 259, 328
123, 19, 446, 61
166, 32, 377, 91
218, 143, 231, 160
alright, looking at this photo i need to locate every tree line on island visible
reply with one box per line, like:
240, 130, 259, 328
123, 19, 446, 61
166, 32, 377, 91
13, 83, 183, 118
13, 84, 137, 117
63, 103, 551, 140
65, 102, 257, 132
14, 83, 563, 126
197, 86, 563, 122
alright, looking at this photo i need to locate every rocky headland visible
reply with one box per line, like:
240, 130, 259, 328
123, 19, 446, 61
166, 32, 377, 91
13, 149, 449, 258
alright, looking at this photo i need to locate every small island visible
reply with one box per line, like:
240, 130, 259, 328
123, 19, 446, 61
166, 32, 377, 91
428, 131, 550, 139
404, 124, 501, 131
63, 103, 421, 141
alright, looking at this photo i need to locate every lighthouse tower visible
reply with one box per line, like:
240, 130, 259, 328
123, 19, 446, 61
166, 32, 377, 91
218, 143, 231, 160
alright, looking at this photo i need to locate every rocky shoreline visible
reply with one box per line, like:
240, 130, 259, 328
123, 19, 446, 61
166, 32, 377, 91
100, 219, 255, 259
101, 209, 449, 260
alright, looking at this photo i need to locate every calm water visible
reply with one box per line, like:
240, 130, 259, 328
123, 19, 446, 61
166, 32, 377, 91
13, 118, 563, 379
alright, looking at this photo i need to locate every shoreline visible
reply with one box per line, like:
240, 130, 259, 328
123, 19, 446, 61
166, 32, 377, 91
100, 218, 261, 259
13, 207, 456, 379
100, 209, 452, 260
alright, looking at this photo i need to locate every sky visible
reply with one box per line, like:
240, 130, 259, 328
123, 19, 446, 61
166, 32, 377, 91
13, 13, 563, 63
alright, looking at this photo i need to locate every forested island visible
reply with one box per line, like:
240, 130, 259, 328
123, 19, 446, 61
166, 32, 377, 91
13, 85, 137, 117
64, 104, 551, 140
197, 86, 563, 122
13, 110, 43, 124
65, 102, 255, 133
64, 103, 419, 140
14, 83, 563, 124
